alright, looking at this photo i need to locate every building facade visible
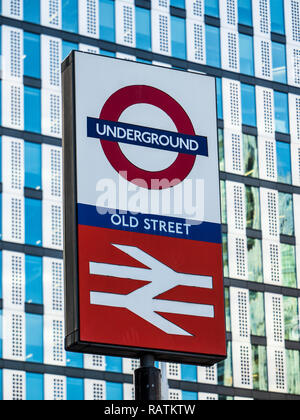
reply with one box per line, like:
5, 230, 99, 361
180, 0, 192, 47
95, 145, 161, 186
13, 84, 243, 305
0, 0, 299, 400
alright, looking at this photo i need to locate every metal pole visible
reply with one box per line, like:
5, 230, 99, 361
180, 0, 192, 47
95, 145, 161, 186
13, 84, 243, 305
134, 354, 162, 401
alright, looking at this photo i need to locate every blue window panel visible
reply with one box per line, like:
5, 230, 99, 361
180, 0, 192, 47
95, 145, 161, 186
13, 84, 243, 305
171, 16, 186, 60
239, 33, 254, 76
181, 365, 197, 382
137, 58, 152, 64
205, 0, 219, 17
106, 356, 122, 372
24, 87, 41, 133
66, 351, 83, 368
277, 141, 292, 184
62, 41, 78, 62
100, 49, 116, 57
0, 369, 2, 401
238, 0, 252, 26
274, 91, 289, 134
26, 314, 43, 363
25, 255, 43, 305
106, 382, 123, 400
26, 373, 44, 400
0, 310, 2, 360
25, 142, 41, 190
67, 377, 84, 400
182, 391, 198, 400
0, 81, 2, 125
24, 32, 40, 79
270, 0, 285, 34
0, 252, 2, 300
0, 195, 2, 242
99, 0, 115, 42
0, 137, 2, 183
62, 0, 78, 33
136, 7, 151, 51
272, 42, 287, 84
171, 0, 185, 8
241, 84, 256, 127
206, 25, 221, 68
25, 198, 42, 247
24, 0, 40, 24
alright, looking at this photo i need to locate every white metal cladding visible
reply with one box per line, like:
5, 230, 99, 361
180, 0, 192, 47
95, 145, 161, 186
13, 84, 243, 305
151, 10, 171, 55
2, 370, 26, 400
2, 310, 25, 361
260, 188, 280, 241
287, 44, 300, 87
227, 233, 248, 280
44, 374, 66, 400
265, 293, 285, 347
78, 0, 99, 38
254, 36, 272, 80
41, 0, 62, 29
262, 240, 282, 285
122, 358, 140, 374
267, 347, 287, 393
41, 89, 62, 138
2, 0, 23, 20
232, 341, 253, 389
41, 35, 62, 91
166, 362, 181, 380
2, 136, 24, 194
84, 354, 105, 371
152, 0, 170, 11
79, 43, 100, 54
1, 81, 24, 131
43, 257, 64, 315
258, 137, 277, 181
230, 287, 251, 342
2, 251, 25, 311
222, 78, 242, 130
293, 194, 300, 244
252, 0, 271, 37
2, 194, 24, 244
285, 0, 300, 45
42, 144, 62, 201
226, 181, 246, 234
224, 129, 244, 175
42, 201, 63, 250
220, 0, 238, 29
198, 392, 218, 400
123, 384, 135, 401
291, 143, 300, 186
197, 365, 217, 384
221, 28, 240, 73
256, 86, 275, 138
116, 52, 136, 61
186, 0, 204, 20
84, 379, 106, 400
168, 389, 182, 400
186, 19, 206, 64
2, 26, 23, 82
115, 0, 136, 48
43, 315, 65, 366
289, 93, 300, 142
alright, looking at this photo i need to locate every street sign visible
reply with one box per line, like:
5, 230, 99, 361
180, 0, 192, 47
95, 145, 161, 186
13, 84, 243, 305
63, 51, 226, 365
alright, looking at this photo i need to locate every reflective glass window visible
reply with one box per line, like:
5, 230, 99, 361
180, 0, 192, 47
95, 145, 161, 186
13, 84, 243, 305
25, 142, 41, 190
24, 87, 41, 133
248, 238, 263, 283
62, 41, 78, 61
224, 287, 231, 332
243, 134, 259, 178
182, 391, 198, 400
205, 0, 219, 17
220, 180, 227, 224
106, 382, 123, 400
181, 365, 197, 382
25, 255, 43, 305
276, 141, 292, 184
222, 233, 229, 278
206, 25, 221, 67
171, 16, 186, 59
270, 0, 285, 34
239, 33, 254, 75
238, 0, 253, 26
246, 186, 261, 230
106, 356, 122, 372
241, 83, 256, 126
171, 0, 185, 8
24, 32, 40, 79
66, 352, 83, 368
62, 0, 78, 33
272, 42, 287, 83
279, 193, 294, 236
249, 291, 265, 336
99, 0, 115, 42
25, 198, 42, 247
286, 350, 300, 395
136, 7, 151, 51
26, 313, 43, 363
24, 0, 40, 24
67, 378, 84, 400
252, 345, 268, 391
0, 311, 2, 360
218, 128, 225, 171
26, 373, 44, 400
216, 77, 223, 120
284, 297, 300, 341
274, 91, 289, 134
281, 244, 297, 288
218, 341, 233, 387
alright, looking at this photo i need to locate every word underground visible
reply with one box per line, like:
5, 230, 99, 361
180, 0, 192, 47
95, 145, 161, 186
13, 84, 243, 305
87, 118, 208, 156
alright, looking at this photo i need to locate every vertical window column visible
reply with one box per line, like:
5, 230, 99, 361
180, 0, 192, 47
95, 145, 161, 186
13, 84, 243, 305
2, 0, 23, 20
252, 0, 272, 81
152, 0, 171, 56
220, 0, 240, 73
79, 0, 99, 38
41, 0, 62, 29
285, 0, 300, 87
115, 0, 136, 48
186, 0, 206, 64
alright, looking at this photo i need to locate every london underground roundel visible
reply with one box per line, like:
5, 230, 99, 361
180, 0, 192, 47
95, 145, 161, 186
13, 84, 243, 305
63, 51, 227, 366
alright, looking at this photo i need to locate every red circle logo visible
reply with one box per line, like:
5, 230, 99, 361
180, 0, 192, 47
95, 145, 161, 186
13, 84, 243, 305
99, 85, 196, 190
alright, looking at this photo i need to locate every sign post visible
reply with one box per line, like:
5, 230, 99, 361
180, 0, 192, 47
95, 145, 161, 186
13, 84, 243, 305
62, 51, 227, 400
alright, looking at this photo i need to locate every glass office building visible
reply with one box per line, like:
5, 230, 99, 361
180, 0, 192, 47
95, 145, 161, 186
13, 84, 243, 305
0, 0, 299, 400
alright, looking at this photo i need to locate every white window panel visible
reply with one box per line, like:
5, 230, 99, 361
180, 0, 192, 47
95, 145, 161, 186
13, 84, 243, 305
41, 90, 62, 138
2, 194, 25, 244
267, 347, 287, 393
252, 0, 271, 37
152, 60, 172, 68
186, 19, 206, 64
78, 0, 99, 38
285, 0, 300, 45
42, 201, 63, 250
44, 374, 66, 400
260, 189, 279, 241
152, 10, 171, 56
3, 370, 26, 400
186, 0, 204, 20
43, 257, 64, 315
2, 251, 25, 310
221, 29, 240, 72
122, 358, 140, 374
232, 342, 253, 389
116, 52, 136, 61
262, 240, 282, 285
291, 143, 300, 186
226, 181, 246, 234
2, 0, 23, 19
79, 43, 100, 54
168, 389, 182, 400
42, 144, 62, 202
2, 26, 23, 82
197, 365, 217, 385
220, 0, 238, 29
2, 136, 24, 194
166, 362, 181, 380
254, 36, 272, 80
115, 0, 136, 48
256, 87, 275, 138
84, 354, 105, 371
289, 94, 300, 143
41, 35, 62, 91
224, 130, 243, 175
2, 310, 25, 361
123, 384, 135, 401
265, 293, 285, 347
198, 393, 218, 400
258, 137, 277, 181
152, 0, 169, 11
287, 44, 300, 87
84, 379, 106, 400
234, 396, 253, 400
228, 233, 248, 280
230, 287, 250, 342
41, 0, 62, 29
1, 81, 24, 130
222, 79, 242, 130
43, 315, 66, 366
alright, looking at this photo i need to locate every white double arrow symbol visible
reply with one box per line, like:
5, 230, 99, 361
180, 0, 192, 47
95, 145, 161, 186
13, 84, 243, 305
90, 244, 214, 336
